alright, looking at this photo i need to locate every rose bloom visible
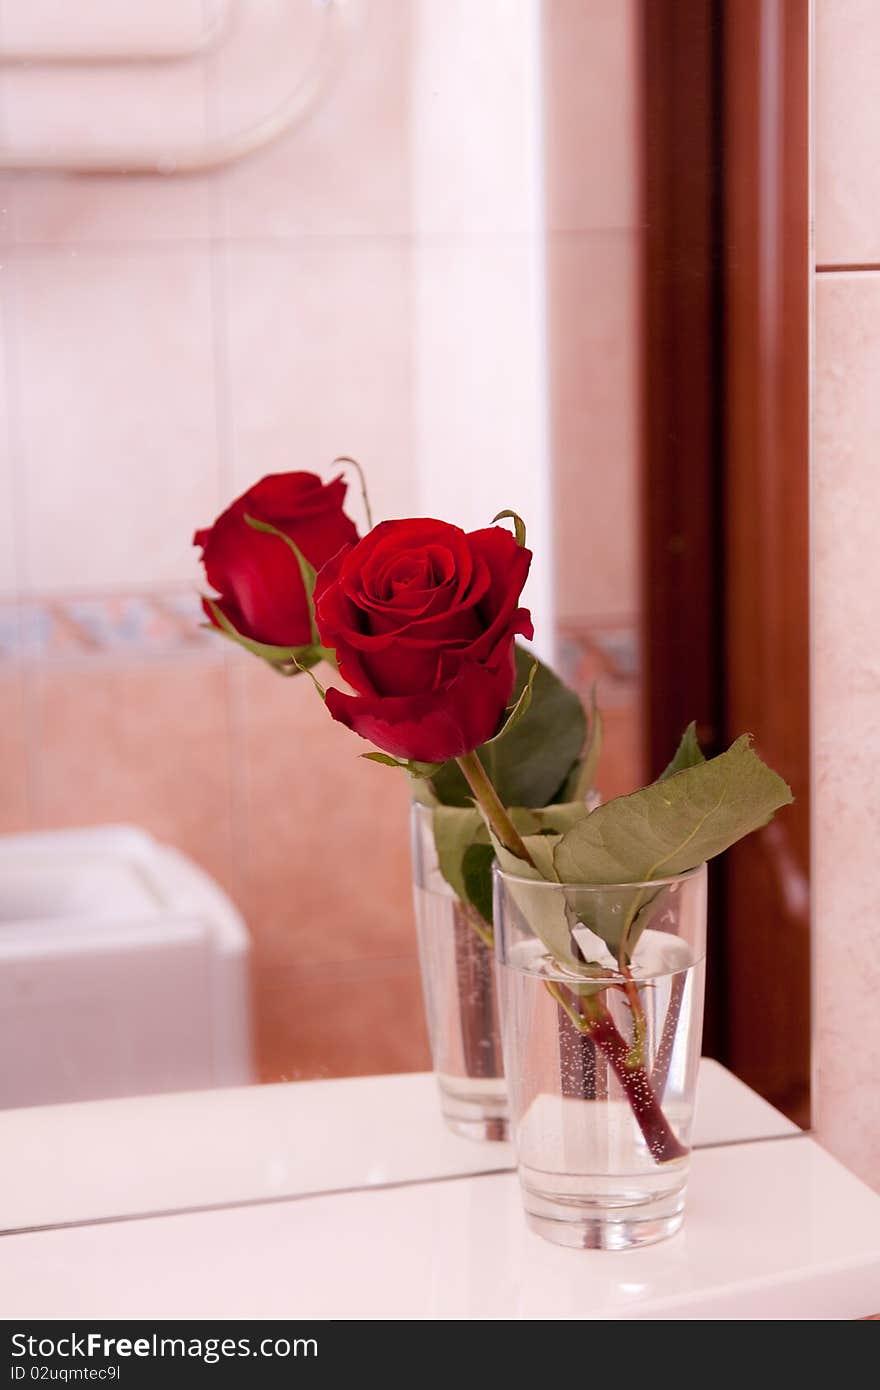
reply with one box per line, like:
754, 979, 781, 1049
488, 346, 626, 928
194, 472, 358, 648
314, 518, 533, 763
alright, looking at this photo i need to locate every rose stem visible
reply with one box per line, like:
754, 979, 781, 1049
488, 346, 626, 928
651, 972, 686, 1097
547, 983, 688, 1163
457, 748, 686, 1163
456, 750, 536, 866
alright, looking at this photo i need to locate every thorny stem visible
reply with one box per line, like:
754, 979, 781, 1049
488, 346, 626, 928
545, 981, 688, 1164
456, 751, 536, 867
462, 901, 494, 950
621, 966, 649, 1068
457, 749, 686, 1165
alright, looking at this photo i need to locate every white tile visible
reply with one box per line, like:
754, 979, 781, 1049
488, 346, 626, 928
215, 0, 411, 240
815, 0, 880, 264
543, 0, 641, 232
411, 0, 538, 239
11, 246, 220, 592
222, 240, 414, 526
411, 237, 553, 654
548, 232, 641, 623
0, 285, 18, 597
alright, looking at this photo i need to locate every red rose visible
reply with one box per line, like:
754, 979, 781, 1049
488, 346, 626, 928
314, 518, 533, 763
194, 472, 359, 648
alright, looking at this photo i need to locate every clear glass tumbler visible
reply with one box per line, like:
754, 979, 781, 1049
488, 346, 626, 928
494, 863, 707, 1248
410, 802, 508, 1141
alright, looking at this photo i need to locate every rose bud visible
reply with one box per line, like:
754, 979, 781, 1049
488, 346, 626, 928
314, 518, 533, 764
194, 472, 359, 649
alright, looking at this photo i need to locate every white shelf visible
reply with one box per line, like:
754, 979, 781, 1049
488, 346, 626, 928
1, 1133, 878, 1320
0, 1059, 796, 1233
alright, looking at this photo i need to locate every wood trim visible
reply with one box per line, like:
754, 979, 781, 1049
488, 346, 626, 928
641, 0, 726, 1055
641, 0, 724, 774
721, 0, 811, 1122
641, 0, 811, 1117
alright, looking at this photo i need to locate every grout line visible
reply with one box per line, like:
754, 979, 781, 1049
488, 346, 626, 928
0, 241, 44, 822
0, 1131, 809, 1242
254, 954, 423, 986
0, 228, 644, 258
815, 263, 880, 274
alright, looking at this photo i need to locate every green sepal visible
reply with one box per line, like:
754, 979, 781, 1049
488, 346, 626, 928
484, 658, 537, 747
203, 599, 333, 676
491, 508, 527, 548
562, 683, 603, 801
658, 720, 706, 781
552, 734, 793, 967
362, 752, 445, 779
430, 646, 586, 810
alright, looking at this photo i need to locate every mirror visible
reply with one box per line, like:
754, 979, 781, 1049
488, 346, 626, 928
0, 0, 810, 1229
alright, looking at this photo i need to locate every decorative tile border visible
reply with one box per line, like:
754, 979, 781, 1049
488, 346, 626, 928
0, 592, 216, 662
0, 599, 642, 696
556, 619, 641, 708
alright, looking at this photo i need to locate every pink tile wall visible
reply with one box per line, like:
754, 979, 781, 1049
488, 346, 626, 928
547, 236, 640, 624
813, 274, 880, 1191
0, 1, 641, 1090
0, 0, 418, 1087
27, 653, 239, 891
815, 0, 880, 265
542, 0, 643, 792
236, 659, 415, 972
543, 0, 640, 234
814, 0, 880, 1193
222, 241, 414, 523
9, 248, 220, 594
0, 671, 30, 831
214, 0, 412, 240
0, 315, 17, 598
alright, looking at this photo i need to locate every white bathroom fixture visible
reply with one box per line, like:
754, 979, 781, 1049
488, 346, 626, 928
0, 825, 253, 1109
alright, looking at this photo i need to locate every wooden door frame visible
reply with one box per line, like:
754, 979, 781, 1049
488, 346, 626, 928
641, 0, 811, 1118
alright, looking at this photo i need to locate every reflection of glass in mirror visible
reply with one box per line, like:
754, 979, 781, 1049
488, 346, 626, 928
0, 0, 815, 1234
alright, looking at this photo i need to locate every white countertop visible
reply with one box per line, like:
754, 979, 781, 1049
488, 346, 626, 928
0, 1058, 796, 1233
1, 1063, 878, 1320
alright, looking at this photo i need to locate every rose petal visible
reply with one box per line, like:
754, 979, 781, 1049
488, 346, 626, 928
324, 642, 521, 762
197, 508, 313, 647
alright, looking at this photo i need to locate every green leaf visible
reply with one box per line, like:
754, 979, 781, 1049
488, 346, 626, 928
461, 842, 496, 926
491, 829, 561, 883
563, 683, 603, 801
430, 646, 586, 809
291, 655, 327, 698
554, 734, 793, 886
549, 735, 791, 968
491, 508, 527, 548
489, 803, 590, 887
243, 514, 320, 646
432, 800, 590, 931
510, 802, 591, 839
432, 805, 487, 903
487, 804, 597, 966
659, 721, 706, 781
484, 658, 537, 747
488, 826, 579, 969
361, 752, 445, 779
